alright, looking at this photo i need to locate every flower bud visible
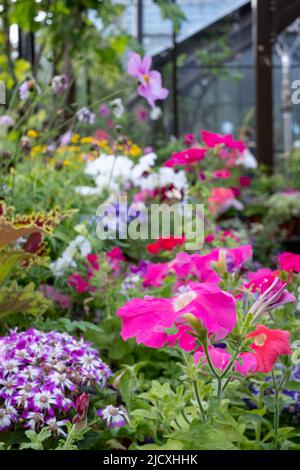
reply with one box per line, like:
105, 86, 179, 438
182, 313, 206, 341
72, 393, 89, 432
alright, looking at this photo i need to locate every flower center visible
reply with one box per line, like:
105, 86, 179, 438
173, 291, 196, 312
143, 74, 150, 83
40, 395, 48, 403
253, 333, 267, 347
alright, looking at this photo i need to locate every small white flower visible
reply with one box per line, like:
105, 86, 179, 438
150, 106, 162, 120
236, 149, 257, 169
50, 235, 92, 276
110, 98, 124, 118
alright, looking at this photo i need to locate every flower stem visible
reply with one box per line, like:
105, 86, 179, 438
193, 381, 206, 422
202, 340, 223, 399
272, 369, 280, 450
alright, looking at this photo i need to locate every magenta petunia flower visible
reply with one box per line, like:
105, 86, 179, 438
194, 347, 257, 377
127, 52, 169, 108
164, 148, 207, 168
213, 168, 231, 179
184, 133, 196, 146
201, 130, 246, 153
117, 283, 237, 349
278, 252, 300, 273
67, 273, 90, 293
143, 262, 170, 288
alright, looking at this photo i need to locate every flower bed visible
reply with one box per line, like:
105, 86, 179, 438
1, 52, 300, 451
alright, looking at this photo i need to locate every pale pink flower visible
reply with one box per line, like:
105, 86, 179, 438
127, 52, 169, 108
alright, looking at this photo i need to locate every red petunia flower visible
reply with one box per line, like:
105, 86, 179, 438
146, 236, 186, 255
248, 324, 291, 373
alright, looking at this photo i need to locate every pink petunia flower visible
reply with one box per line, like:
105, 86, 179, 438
106, 247, 125, 272
213, 169, 231, 179
127, 52, 169, 108
164, 148, 207, 168
143, 262, 170, 288
184, 133, 196, 146
194, 347, 257, 377
248, 325, 291, 373
117, 283, 237, 349
205, 234, 215, 243
278, 252, 300, 273
67, 274, 89, 294
239, 175, 251, 187
208, 187, 243, 215
201, 130, 246, 153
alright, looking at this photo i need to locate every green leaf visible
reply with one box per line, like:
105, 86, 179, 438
136, 439, 184, 450
0, 282, 50, 321
171, 420, 237, 450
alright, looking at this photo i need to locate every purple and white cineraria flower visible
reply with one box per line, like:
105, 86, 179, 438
97, 405, 128, 428
0, 328, 111, 433
0, 115, 14, 127
76, 107, 96, 125
19, 79, 41, 100
51, 75, 69, 95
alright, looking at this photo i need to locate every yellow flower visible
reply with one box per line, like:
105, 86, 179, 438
71, 133, 80, 143
27, 129, 39, 139
80, 137, 93, 144
130, 144, 142, 157
30, 145, 47, 156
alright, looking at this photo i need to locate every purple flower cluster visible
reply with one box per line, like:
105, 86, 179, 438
0, 328, 111, 434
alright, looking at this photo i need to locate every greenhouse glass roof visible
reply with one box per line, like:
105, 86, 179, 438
119, 0, 250, 55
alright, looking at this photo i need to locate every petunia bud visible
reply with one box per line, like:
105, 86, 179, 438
213, 249, 227, 275
182, 313, 207, 342
249, 277, 296, 321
